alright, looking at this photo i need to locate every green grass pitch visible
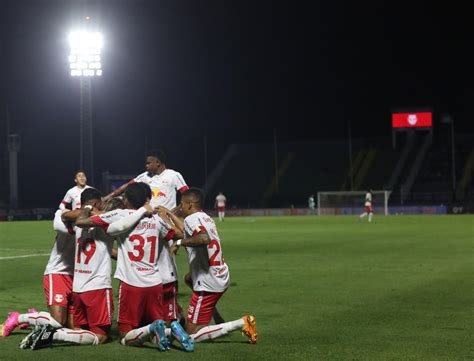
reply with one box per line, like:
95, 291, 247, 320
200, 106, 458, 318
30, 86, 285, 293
0, 215, 473, 360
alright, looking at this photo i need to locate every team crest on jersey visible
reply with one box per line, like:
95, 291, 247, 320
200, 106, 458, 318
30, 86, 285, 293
54, 294, 64, 303
152, 189, 166, 198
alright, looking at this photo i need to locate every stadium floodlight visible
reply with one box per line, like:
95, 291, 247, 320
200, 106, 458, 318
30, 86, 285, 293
68, 31, 103, 77
68, 27, 103, 185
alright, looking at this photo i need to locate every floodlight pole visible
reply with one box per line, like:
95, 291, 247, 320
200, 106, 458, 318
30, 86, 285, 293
450, 119, 456, 193
80, 77, 94, 185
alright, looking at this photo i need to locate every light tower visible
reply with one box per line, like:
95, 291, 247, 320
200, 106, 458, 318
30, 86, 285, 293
68, 29, 103, 185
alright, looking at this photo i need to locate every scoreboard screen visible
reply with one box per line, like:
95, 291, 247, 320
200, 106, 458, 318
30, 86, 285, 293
392, 112, 432, 129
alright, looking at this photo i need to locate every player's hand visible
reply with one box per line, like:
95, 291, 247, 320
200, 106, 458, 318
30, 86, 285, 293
143, 203, 154, 216
169, 241, 179, 257
154, 206, 170, 216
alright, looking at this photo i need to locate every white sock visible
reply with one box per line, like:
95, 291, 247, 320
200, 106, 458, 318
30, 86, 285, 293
368, 213, 373, 222
165, 328, 172, 337
360, 212, 367, 218
18, 311, 62, 328
191, 318, 244, 342
120, 325, 152, 346
53, 328, 99, 345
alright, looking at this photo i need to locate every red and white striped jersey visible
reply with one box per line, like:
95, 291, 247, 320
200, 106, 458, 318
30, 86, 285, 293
44, 210, 75, 276
184, 211, 229, 293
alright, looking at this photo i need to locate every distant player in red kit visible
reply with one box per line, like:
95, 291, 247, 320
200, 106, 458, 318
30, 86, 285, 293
214, 192, 227, 222
359, 190, 374, 223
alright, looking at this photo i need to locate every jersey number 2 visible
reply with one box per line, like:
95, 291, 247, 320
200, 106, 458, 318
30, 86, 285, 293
208, 239, 222, 266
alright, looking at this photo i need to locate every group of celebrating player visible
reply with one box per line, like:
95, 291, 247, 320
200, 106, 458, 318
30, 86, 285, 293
0, 149, 257, 352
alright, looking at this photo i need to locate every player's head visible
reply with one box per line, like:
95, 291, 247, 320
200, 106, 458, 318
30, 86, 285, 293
145, 149, 166, 175
124, 183, 149, 209
180, 187, 204, 216
74, 170, 87, 187
102, 197, 125, 212
80, 187, 102, 209
136, 182, 152, 201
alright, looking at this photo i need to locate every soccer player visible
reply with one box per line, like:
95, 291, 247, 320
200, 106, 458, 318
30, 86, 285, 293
1, 208, 76, 336
168, 188, 257, 343
215, 192, 227, 222
85, 183, 193, 351
19, 188, 115, 350
59, 170, 91, 210
308, 194, 316, 214
359, 190, 374, 223
104, 149, 189, 327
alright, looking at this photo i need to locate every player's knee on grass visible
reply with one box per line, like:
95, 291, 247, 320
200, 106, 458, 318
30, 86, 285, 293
186, 322, 204, 335
48, 305, 68, 326
90, 326, 110, 344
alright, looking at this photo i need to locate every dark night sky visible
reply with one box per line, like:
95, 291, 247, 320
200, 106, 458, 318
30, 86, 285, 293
0, 0, 473, 206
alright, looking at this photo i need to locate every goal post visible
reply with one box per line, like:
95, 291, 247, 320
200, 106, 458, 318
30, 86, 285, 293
317, 190, 391, 216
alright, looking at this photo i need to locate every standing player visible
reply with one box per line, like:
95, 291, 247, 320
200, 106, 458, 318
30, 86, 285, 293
359, 190, 374, 223
86, 183, 193, 351
59, 170, 91, 210
168, 188, 257, 344
214, 192, 227, 222
104, 149, 188, 326
308, 194, 315, 214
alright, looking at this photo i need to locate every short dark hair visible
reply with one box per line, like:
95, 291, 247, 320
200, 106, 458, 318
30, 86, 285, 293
75, 170, 87, 177
182, 187, 205, 206
80, 188, 102, 205
136, 182, 152, 200
125, 183, 148, 209
102, 197, 125, 212
146, 149, 166, 164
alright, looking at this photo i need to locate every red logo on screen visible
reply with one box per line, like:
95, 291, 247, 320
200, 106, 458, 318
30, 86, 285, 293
392, 112, 432, 128
407, 114, 417, 125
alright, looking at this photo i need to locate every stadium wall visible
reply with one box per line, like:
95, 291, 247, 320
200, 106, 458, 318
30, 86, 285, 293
3, 205, 474, 221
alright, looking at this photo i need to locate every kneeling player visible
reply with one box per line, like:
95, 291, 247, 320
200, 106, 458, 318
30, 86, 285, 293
21, 189, 115, 350
85, 183, 193, 351
169, 188, 257, 343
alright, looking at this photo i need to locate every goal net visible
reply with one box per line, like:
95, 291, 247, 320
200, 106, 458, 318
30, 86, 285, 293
317, 190, 391, 216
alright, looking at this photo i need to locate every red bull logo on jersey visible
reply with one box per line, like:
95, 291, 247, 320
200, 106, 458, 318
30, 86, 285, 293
151, 188, 166, 199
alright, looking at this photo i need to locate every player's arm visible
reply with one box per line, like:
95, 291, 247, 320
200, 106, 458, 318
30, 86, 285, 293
61, 209, 81, 222
53, 210, 70, 234
106, 206, 153, 236
169, 226, 210, 256
102, 182, 129, 202
155, 206, 184, 237
75, 206, 97, 228
59, 190, 72, 211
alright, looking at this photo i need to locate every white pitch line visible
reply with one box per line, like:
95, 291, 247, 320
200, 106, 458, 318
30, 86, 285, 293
0, 254, 50, 260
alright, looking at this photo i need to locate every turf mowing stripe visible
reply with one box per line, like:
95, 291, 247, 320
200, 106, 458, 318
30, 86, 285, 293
0, 253, 50, 260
